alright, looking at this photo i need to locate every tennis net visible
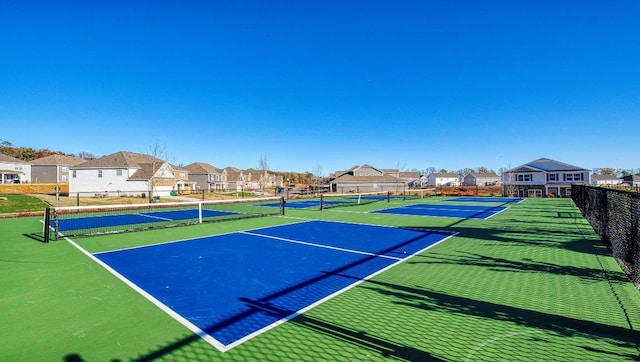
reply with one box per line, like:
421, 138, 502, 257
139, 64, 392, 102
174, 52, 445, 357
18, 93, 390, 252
402, 189, 432, 200
319, 191, 390, 210
44, 196, 284, 240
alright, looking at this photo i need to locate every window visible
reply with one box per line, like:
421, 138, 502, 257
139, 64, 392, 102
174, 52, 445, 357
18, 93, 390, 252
98, 170, 103, 178
116, 169, 123, 176
516, 174, 532, 182
547, 173, 558, 182
72, 170, 76, 178
61, 166, 68, 172
565, 173, 583, 182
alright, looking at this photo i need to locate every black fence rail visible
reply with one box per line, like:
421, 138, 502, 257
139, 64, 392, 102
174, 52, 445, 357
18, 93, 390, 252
572, 184, 640, 286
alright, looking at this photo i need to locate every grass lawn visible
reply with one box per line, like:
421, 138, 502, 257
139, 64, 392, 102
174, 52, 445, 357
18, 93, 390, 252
0, 194, 49, 214
1, 197, 639, 361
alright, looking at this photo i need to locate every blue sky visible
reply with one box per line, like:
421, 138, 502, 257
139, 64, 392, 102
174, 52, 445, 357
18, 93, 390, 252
2, 1, 639, 175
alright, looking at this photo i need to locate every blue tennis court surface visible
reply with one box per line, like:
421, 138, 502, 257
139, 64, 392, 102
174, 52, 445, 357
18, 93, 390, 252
92, 220, 455, 351
372, 203, 507, 219
447, 197, 524, 203
263, 200, 320, 209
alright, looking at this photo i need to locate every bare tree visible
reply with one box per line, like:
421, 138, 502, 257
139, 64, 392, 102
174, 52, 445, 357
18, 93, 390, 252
258, 155, 269, 190
503, 165, 516, 197
312, 163, 324, 190
76, 151, 96, 160
145, 139, 173, 163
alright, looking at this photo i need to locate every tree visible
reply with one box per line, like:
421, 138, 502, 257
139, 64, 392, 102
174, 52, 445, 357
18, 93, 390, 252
258, 155, 269, 190
424, 166, 436, 176
145, 139, 173, 163
312, 163, 324, 189
76, 151, 97, 160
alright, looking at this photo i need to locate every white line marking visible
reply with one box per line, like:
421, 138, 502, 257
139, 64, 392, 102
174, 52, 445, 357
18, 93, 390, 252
62, 236, 228, 352
239, 231, 403, 261
135, 212, 175, 221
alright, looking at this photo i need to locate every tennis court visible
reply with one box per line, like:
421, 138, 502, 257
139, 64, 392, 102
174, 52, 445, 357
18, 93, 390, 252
4, 196, 640, 361
372, 203, 508, 219
447, 197, 524, 203
87, 220, 455, 351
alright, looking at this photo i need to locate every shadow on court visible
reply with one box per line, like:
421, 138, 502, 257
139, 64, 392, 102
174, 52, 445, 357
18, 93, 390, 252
67, 227, 450, 361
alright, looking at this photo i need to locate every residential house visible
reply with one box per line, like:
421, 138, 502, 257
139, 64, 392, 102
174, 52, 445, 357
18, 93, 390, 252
590, 174, 623, 187
398, 171, 422, 187
329, 164, 405, 193
0, 153, 30, 184
621, 174, 640, 187
184, 162, 228, 191
30, 154, 86, 183
244, 168, 284, 190
427, 172, 460, 187
409, 174, 429, 188
69, 151, 190, 197
462, 172, 501, 186
224, 167, 250, 192
502, 158, 590, 197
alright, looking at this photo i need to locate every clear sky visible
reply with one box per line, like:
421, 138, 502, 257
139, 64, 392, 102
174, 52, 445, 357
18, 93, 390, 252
2, 1, 639, 175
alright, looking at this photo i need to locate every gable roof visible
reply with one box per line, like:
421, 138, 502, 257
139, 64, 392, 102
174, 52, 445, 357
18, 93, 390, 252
183, 162, 221, 174
73, 151, 163, 168
0, 153, 27, 164
399, 171, 420, 178
507, 158, 588, 173
622, 174, 640, 182
31, 154, 87, 166
467, 172, 500, 178
431, 172, 459, 178
332, 173, 404, 184
591, 174, 620, 181
128, 163, 175, 180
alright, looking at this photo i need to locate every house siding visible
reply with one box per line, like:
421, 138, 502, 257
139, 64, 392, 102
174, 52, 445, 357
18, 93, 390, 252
502, 158, 590, 197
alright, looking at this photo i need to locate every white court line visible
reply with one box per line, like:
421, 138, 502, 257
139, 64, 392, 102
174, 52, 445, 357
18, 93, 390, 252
62, 236, 227, 352
75, 219, 458, 352
239, 230, 403, 261
135, 212, 175, 221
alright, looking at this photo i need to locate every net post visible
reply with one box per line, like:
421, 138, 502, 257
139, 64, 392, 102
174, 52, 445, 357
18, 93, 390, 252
43, 207, 51, 243
198, 202, 203, 223
280, 196, 285, 215
320, 194, 324, 210
387, 191, 390, 202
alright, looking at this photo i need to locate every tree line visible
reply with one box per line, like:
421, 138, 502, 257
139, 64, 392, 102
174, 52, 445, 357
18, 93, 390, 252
0, 140, 96, 161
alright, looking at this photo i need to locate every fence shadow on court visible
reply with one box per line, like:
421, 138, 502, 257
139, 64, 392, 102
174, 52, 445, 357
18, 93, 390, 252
66, 227, 448, 361
352, 277, 640, 361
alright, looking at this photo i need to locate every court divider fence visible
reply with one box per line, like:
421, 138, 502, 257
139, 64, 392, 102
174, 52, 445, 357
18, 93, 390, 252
572, 184, 640, 287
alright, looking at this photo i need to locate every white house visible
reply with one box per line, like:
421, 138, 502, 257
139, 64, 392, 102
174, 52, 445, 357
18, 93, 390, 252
0, 153, 30, 184
427, 172, 460, 187
69, 151, 186, 197
502, 158, 590, 197
590, 174, 622, 187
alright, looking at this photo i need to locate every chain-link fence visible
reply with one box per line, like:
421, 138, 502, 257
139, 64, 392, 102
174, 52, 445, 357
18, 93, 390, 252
572, 184, 640, 286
